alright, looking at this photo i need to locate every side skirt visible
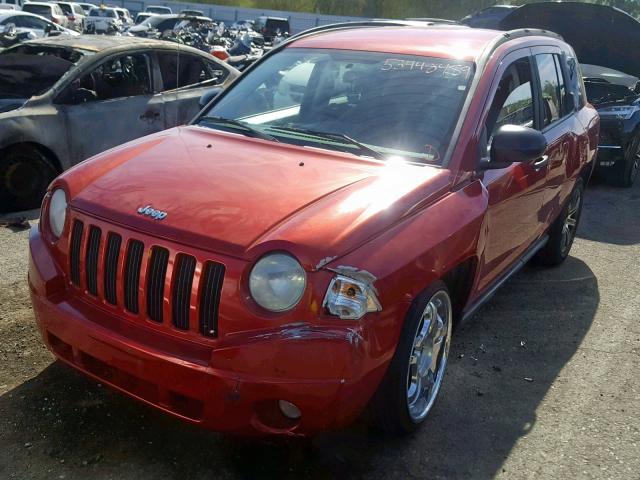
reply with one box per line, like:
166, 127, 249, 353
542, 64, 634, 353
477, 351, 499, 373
460, 234, 549, 324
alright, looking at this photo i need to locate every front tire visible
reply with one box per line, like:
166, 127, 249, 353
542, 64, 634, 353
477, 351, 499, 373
0, 146, 57, 213
368, 281, 453, 434
536, 178, 584, 266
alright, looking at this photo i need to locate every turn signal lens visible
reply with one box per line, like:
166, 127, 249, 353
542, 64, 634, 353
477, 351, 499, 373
323, 274, 381, 320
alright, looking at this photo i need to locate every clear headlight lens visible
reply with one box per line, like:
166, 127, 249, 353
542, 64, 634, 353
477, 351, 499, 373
323, 274, 382, 320
48, 188, 68, 239
598, 105, 640, 120
249, 253, 306, 312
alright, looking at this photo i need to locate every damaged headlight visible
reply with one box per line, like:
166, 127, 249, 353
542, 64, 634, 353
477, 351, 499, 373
323, 273, 382, 320
249, 253, 306, 312
48, 188, 68, 239
598, 105, 640, 120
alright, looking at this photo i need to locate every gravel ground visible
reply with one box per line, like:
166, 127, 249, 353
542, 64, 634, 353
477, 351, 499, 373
0, 178, 638, 480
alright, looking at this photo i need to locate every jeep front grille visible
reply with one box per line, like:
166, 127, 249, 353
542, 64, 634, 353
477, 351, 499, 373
124, 239, 144, 314
67, 217, 225, 339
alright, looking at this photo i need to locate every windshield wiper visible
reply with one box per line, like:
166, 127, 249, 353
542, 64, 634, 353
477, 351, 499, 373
267, 126, 386, 160
197, 116, 279, 142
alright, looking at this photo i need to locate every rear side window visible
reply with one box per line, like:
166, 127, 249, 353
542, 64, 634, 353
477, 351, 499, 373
535, 54, 564, 126
58, 3, 72, 15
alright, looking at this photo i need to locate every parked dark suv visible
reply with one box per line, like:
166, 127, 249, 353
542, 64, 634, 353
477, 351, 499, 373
467, 1, 640, 186
254, 15, 289, 43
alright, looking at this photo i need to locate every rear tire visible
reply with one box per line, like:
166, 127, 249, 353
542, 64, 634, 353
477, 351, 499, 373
368, 281, 453, 434
0, 146, 57, 213
536, 178, 584, 266
615, 134, 640, 187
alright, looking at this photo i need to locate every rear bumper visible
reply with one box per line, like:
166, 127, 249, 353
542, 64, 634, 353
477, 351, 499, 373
28, 227, 392, 436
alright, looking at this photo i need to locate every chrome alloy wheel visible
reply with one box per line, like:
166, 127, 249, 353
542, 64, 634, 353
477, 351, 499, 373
561, 187, 582, 256
406, 290, 452, 422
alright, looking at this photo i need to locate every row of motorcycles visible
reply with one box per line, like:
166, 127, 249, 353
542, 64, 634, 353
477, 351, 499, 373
157, 24, 289, 71
91, 18, 286, 72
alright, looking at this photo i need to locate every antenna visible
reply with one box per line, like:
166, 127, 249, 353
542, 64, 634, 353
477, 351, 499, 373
175, 35, 181, 127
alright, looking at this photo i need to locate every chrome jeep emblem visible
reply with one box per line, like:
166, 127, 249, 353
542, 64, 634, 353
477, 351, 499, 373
137, 205, 167, 220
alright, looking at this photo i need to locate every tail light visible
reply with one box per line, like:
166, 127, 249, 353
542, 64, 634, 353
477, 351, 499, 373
52, 17, 60, 24
211, 49, 229, 61
68, 16, 76, 21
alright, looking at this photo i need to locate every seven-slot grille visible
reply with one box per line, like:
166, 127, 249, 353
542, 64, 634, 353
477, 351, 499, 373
68, 219, 224, 338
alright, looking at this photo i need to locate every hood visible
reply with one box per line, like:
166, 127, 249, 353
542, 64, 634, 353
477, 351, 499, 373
67, 127, 452, 268
497, 2, 640, 79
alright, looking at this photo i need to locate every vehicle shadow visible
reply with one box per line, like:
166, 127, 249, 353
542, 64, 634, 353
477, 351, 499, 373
578, 174, 640, 245
0, 208, 40, 232
0, 257, 598, 479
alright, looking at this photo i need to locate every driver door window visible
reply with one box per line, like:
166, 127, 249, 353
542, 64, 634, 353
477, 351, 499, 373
75, 53, 152, 102
486, 57, 535, 140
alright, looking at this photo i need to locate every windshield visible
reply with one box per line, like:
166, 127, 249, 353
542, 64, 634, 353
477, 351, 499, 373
89, 8, 116, 18
200, 48, 473, 163
0, 45, 85, 98
58, 4, 72, 15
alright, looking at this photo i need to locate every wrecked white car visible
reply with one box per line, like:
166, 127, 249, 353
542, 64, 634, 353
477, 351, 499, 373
0, 35, 238, 212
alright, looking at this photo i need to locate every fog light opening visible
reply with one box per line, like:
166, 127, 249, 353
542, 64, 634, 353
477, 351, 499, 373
278, 400, 301, 420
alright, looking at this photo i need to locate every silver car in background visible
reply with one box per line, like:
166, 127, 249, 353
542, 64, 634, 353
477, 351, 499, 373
84, 6, 121, 34
0, 11, 79, 38
54, 2, 87, 32
0, 35, 238, 211
21, 2, 68, 27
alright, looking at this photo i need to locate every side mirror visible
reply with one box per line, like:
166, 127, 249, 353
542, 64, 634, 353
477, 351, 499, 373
70, 87, 97, 105
198, 87, 223, 109
48, 28, 62, 37
483, 125, 547, 169
3, 23, 17, 36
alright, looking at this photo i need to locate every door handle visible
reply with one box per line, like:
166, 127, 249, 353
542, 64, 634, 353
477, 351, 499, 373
139, 110, 161, 122
533, 155, 549, 171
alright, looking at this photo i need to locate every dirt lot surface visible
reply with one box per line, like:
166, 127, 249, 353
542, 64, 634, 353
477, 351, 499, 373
0, 178, 638, 480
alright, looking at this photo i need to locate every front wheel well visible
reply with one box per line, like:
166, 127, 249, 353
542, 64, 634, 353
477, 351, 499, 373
440, 257, 477, 328
0, 142, 63, 175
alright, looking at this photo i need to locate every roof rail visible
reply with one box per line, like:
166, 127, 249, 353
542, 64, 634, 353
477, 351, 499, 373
404, 18, 461, 25
501, 28, 563, 42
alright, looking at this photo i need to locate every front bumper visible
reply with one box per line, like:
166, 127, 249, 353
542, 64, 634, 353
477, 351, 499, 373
28, 227, 395, 436
595, 116, 638, 168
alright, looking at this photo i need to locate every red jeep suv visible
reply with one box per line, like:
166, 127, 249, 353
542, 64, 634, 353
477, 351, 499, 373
29, 22, 599, 436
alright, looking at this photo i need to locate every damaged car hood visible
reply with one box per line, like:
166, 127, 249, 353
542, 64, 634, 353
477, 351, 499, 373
497, 2, 640, 79
67, 126, 452, 267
